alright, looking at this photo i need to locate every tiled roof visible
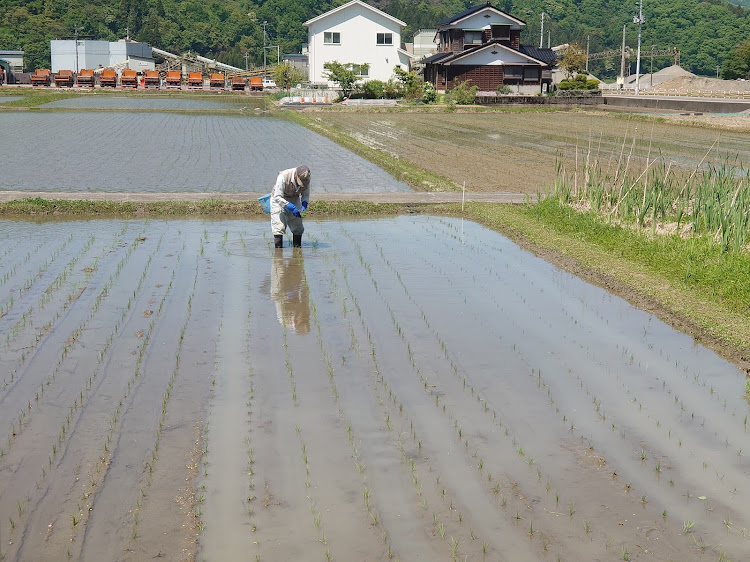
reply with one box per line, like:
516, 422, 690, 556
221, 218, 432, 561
421, 51, 454, 64
519, 46, 557, 65
438, 2, 492, 26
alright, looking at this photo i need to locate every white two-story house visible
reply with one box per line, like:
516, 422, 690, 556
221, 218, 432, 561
304, 0, 414, 86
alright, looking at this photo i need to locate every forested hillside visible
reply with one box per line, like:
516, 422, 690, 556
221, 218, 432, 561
1, 0, 749, 78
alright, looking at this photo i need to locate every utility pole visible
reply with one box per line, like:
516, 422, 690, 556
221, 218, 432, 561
716, 64, 720, 78
650, 44, 655, 87
262, 21, 267, 79
586, 35, 590, 73
74, 25, 79, 74
539, 12, 545, 48
243, 52, 249, 71
619, 24, 626, 89
633, 0, 644, 95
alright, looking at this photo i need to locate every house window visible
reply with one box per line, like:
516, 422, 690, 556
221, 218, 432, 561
504, 66, 522, 79
464, 31, 482, 45
524, 67, 540, 81
324, 32, 341, 44
352, 64, 369, 78
376, 33, 393, 45
491, 25, 510, 40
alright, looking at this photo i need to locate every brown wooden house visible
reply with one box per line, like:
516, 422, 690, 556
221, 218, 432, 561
422, 2, 555, 93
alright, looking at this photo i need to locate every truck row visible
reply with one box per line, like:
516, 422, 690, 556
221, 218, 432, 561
29, 69, 267, 91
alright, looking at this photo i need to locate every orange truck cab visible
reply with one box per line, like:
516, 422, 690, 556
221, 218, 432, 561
100, 69, 117, 87
54, 69, 74, 87
209, 73, 225, 89
77, 69, 94, 87
165, 71, 182, 88
249, 76, 263, 91
31, 69, 51, 86
187, 72, 203, 88
144, 70, 160, 88
121, 69, 138, 88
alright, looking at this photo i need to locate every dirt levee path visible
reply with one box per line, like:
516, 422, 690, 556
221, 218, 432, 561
0, 190, 530, 204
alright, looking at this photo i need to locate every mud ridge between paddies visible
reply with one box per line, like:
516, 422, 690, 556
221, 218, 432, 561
0, 191, 532, 205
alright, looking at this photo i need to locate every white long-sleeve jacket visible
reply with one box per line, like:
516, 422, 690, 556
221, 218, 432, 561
271, 167, 310, 209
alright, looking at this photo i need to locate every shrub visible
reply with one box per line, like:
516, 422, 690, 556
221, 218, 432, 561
447, 80, 478, 105
558, 74, 599, 91
422, 82, 437, 104
383, 78, 403, 99
393, 66, 424, 99
496, 84, 513, 95
361, 80, 385, 99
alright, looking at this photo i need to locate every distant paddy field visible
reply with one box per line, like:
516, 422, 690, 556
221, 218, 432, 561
0, 104, 411, 193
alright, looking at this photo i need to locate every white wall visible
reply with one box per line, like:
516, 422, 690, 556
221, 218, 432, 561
308, 4, 404, 84
51, 40, 154, 73
455, 46, 534, 66
452, 10, 521, 30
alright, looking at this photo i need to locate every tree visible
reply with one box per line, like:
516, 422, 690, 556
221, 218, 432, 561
323, 61, 368, 98
393, 65, 424, 99
558, 74, 600, 90
273, 61, 306, 90
722, 40, 750, 79
558, 42, 587, 77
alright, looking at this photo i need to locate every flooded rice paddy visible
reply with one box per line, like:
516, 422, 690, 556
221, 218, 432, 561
41, 96, 247, 111
316, 112, 750, 194
0, 216, 746, 561
0, 112, 411, 193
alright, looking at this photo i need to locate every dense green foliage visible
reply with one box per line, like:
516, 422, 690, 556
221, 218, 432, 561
2, 0, 750, 78
557, 74, 599, 90
721, 40, 750, 79
525, 197, 750, 320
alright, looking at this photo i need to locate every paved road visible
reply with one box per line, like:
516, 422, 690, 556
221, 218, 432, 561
0, 190, 531, 204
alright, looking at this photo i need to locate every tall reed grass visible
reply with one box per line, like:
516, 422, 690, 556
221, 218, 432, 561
553, 148, 750, 254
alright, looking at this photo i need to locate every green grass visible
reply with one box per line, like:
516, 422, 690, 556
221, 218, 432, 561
2, 90, 79, 107
0, 197, 403, 218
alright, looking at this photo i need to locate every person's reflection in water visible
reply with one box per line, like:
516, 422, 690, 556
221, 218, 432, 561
270, 248, 310, 334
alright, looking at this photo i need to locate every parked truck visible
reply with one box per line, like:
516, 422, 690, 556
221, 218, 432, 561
187, 72, 203, 89
209, 73, 225, 90
31, 69, 51, 86
144, 70, 160, 88
76, 69, 95, 87
231, 76, 246, 91
54, 69, 74, 87
249, 76, 263, 91
121, 69, 138, 88
165, 71, 182, 89
100, 68, 117, 88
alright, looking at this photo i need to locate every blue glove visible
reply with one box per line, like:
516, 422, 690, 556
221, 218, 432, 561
301, 201, 308, 212
285, 201, 301, 217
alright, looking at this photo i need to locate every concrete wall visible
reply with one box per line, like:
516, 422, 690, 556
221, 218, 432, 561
51, 40, 154, 73
0, 51, 24, 73
602, 95, 750, 113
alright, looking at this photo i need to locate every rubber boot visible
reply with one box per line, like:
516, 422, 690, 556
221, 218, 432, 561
274, 235, 283, 248
292, 234, 302, 248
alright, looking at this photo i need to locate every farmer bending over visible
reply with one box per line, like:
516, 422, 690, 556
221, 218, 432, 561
271, 165, 311, 248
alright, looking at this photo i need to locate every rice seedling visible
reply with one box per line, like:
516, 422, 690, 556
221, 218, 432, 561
683, 520, 695, 534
